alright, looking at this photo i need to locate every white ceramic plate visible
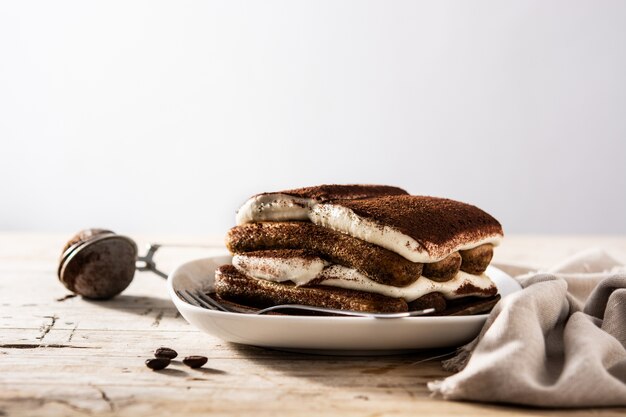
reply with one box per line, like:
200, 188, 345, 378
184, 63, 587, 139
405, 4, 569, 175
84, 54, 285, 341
168, 255, 521, 353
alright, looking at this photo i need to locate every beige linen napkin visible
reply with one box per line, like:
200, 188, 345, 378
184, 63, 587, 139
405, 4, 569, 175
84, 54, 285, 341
428, 249, 626, 407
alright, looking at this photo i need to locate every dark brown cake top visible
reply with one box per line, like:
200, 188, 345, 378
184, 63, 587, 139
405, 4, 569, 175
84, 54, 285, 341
240, 249, 321, 261
336, 195, 503, 250
261, 184, 408, 202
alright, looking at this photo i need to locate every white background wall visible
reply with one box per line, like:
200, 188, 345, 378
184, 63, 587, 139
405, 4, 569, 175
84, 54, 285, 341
1, 1, 625, 236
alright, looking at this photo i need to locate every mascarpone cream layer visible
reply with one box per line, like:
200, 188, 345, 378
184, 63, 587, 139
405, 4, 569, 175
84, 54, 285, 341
231, 253, 496, 302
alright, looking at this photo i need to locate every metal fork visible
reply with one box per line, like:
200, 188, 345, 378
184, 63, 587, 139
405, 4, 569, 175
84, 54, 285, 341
176, 289, 435, 319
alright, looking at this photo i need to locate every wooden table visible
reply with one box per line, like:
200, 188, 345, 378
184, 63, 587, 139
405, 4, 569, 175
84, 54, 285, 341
1, 233, 626, 417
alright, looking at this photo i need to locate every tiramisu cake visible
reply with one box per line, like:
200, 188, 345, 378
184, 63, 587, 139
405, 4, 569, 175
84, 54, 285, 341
214, 185, 504, 315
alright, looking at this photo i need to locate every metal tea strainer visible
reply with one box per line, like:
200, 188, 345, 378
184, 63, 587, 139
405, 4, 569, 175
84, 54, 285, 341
57, 228, 208, 299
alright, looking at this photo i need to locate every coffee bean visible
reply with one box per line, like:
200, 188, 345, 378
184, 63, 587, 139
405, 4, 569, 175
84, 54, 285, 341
145, 357, 170, 370
182, 355, 208, 369
154, 347, 178, 359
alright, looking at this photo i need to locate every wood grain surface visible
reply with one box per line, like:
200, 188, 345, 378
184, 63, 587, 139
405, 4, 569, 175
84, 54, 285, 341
1, 233, 625, 417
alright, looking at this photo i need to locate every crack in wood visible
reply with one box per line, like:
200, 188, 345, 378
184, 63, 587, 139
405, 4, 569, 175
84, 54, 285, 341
361, 364, 399, 375
36, 315, 58, 342
151, 310, 164, 327
67, 323, 79, 342
0, 343, 98, 349
55, 294, 77, 302
91, 385, 115, 412
1, 396, 94, 415
140, 308, 153, 316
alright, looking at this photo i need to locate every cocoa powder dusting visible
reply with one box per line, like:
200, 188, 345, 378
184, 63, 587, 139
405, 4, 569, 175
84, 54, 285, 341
258, 184, 408, 202
335, 195, 503, 259
240, 249, 321, 261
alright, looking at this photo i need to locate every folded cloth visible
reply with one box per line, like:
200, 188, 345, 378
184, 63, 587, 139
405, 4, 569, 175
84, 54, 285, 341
428, 249, 626, 408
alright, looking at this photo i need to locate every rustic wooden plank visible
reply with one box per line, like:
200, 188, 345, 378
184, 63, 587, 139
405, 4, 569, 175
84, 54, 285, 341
1, 233, 625, 417
2, 384, 625, 417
